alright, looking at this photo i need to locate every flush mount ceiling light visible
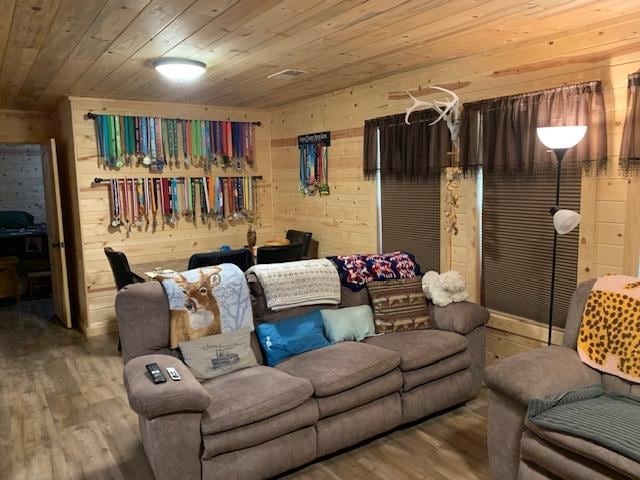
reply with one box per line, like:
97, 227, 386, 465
153, 58, 206, 82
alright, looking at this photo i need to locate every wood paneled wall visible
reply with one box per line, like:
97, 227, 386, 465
269, 17, 640, 362
0, 109, 56, 143
61, 97, 273, 336
0, 143, 45, 223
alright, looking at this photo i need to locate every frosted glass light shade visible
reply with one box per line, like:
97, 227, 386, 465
553, 209, 581, 234
154, 59, 206, 81
536, 126, 587, 149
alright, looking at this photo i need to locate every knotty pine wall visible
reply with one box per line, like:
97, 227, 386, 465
0, 144, 46, 223
0, 109, 56, 144
269, 18, 640, 364
60, 97, 273, 336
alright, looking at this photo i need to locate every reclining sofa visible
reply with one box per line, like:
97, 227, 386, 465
116, 273, 489, 480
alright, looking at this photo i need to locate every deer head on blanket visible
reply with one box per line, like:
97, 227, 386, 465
173, 268, 222, 336
404, 86, 461, 147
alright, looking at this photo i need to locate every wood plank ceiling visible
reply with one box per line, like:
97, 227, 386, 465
0, 0, 637, 111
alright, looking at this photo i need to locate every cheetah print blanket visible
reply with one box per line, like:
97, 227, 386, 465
578, 275, 640, 383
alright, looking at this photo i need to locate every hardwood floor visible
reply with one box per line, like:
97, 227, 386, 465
0, 300, 490, 480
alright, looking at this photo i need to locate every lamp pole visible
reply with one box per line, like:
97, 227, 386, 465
547, 148, 568, 346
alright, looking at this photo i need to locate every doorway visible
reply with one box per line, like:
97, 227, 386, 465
0, 140, 71, 327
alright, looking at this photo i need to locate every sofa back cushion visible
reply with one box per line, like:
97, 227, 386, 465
115, 281, 177, 364
115, 280, 265, 365
563, 278, 597, 350
248, 273, 371, 326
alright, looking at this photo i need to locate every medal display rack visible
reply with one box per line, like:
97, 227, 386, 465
92, 175, 262, 231
87, 112, 261, 173
298, 131, 330, 196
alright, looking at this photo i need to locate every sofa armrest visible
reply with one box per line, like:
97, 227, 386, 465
485, 346, 601, 406
123, 354, 210, 419
428, 301, 489, 335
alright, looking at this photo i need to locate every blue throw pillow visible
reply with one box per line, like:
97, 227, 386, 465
256, 310, 330, 366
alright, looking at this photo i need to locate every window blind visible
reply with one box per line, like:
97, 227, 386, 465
481, 170, 580, 327
380, 177, 440, 273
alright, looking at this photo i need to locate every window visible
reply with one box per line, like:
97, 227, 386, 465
481, 170, 581, 327
379, 177, 440, 272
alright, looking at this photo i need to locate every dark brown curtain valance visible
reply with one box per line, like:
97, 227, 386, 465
460, 80, 607, 177
619, 72, 640, 175
363, 109, 451, 179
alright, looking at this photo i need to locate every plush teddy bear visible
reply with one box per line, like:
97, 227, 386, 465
422, 270, 469, 307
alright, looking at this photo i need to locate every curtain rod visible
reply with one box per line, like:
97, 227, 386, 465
92, 175, 263, 186
85, 112, 262, 127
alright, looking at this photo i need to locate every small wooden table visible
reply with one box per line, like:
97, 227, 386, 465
133, 259, 189, 280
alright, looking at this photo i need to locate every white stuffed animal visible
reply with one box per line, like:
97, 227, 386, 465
422, 270, 469, 307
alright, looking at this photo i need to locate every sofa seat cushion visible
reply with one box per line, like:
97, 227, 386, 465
200, 366, 313, 435
275, 342, 400, 397
316, 369, 403, 418
364, 330, 467, 371
402, 349, 471, 391
524, 421, 640, 479
202, 399, 319, 459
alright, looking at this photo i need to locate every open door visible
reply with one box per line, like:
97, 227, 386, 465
42, 139, 72, 328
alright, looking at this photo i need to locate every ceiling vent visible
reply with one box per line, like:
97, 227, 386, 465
267, 69, 306, 79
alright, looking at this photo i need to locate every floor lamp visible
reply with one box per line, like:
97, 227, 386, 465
536, 126, 587, 345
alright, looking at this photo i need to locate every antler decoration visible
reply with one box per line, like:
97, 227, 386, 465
404, 86, 461, 147
405, 86, 463, 236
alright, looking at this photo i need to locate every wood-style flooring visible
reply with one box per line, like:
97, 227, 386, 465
1, 299, 490, 480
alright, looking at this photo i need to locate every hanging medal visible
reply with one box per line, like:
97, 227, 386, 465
202, 177, 210, 224
183, 177, 191, 218
170, 178, 179, 224
207, 174, 215, 218
161, 178, 170, 224
150, 178, 158, 228
162, 119, 170, 168
319, 144, 330, 195
143, 178, 150, 226
109, 179, 120, 226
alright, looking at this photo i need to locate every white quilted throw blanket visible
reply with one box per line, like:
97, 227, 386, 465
248, 259, 341, 311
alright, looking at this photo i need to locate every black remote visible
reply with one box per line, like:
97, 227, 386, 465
145, 363, 166, 384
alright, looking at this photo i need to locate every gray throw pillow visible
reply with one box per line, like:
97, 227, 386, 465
179, 327, 258, 380
320, 305, 376, 343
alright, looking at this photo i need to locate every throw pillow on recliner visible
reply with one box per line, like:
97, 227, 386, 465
179, 327, 258, 380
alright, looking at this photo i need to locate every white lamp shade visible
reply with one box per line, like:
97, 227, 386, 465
154, 59, 206, 81
536, 126, 587, 149
553, 209, 581, 234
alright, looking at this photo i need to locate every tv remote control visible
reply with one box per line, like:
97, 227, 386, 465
145, 363, 166, 384
166, 367, 181, 381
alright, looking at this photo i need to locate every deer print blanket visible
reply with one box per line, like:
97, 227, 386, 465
577, 275, 640, 383
162, 264, 253, 348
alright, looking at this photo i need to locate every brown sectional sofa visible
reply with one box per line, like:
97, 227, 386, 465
116, 273, 489, 480
484, 279, 640, 480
